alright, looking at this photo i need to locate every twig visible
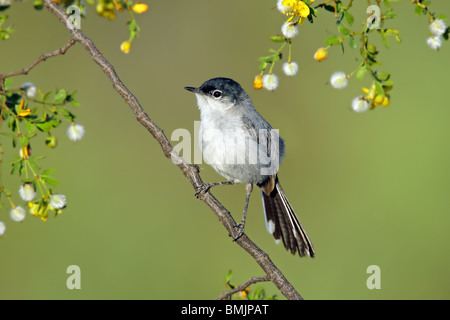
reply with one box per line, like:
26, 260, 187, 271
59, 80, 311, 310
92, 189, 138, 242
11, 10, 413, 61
0, 39, 76, 80
41, 0, 303, 300
216, 276, 269, 300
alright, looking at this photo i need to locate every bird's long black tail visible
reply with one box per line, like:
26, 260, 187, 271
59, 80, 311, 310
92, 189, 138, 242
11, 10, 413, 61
261, 179, 315, 257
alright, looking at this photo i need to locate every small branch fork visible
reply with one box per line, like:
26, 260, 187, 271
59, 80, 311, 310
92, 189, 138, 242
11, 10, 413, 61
13, 0, 304, 300
0, 39, 76, 80
216, 276, 269, 300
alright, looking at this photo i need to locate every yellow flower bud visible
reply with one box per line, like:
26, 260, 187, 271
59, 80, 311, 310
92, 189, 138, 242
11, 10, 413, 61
253, 75, 264, 90
120, 41, 131, 54
382, 96, 390, 107
314, 48, 328, 62
132, 3, 148, 14
374, 94, 384, 105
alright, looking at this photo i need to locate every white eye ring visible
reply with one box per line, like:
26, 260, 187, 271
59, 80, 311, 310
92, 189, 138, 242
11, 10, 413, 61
212, 90, 222, 99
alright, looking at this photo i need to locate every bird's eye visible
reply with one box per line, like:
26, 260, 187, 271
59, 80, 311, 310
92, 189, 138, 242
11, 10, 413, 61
212, 90, 222, 99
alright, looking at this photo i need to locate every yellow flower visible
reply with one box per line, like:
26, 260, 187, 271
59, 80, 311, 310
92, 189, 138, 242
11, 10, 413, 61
29, 202, 40, 216
314, 47, 328, 62
253, 75, 264, 90
282, 0, 311, 23
18, 109, 32, 117
132, 3, 148, 14
120, 41, 131, 54
361, 86, 391, 108
16, 98, 32, 117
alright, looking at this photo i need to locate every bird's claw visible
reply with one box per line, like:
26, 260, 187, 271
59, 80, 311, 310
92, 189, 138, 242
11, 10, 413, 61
232, 223, 245, 242
194, 182, 212, 198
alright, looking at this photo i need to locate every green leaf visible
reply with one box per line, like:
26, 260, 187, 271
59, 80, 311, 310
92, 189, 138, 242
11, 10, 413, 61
376, 72, 390, 82
258, 56, 272, 63
42, 168, 58, 176
348, 36, 357, 49
225, 270, 233, 283
259, 61, 268, 71
380, 30, 389, 49
356, 65, 367, 81
344, 12, 354, 26
41, 175, 59, 186
375, 81, 384, 96
27, 158, 41, 172
414, 5, 425, 16
4, 78, 12, 90
270, 36, 285, 43
43, 91, 52, 102
325, 36, 341, 46
53, 89, 67, 104
36, 122, 53, 132
33, 0, 44, 10
323, 5, 335, 13
23, 119, 37, 132
19, 135, 28, 148
338, 24, 350, 36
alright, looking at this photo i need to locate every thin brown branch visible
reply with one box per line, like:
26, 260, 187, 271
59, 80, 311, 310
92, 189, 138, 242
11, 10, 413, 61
217, 276, 269, 300
0, 39, 76, 80
41, 0, 303, 300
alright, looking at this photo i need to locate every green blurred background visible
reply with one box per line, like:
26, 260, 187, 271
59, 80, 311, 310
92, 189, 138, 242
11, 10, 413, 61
1, 0, 450, 299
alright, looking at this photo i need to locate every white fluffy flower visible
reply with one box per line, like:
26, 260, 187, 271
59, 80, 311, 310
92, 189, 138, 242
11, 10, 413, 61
263, 74, 279, 91
330, 71, 348, 89
0, 221, 5, 236
429, 19, 447, 37
276, 0, 290, 13
67, 123, 85, 141
19, 183, 36, 202
427, 35, 442, 50
281, 21, 298, 38
351, 97, 370, 113
282, 62, 299, 76
10, 206, 26, 222
50, 194, 66, 209
21, 82, 37, 98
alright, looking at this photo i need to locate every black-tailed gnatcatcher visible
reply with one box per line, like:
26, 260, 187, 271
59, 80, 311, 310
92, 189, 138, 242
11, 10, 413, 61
185, 77, 315, 257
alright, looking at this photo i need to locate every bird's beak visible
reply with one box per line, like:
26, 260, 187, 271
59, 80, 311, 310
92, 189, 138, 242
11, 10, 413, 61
184, 86, 199, 93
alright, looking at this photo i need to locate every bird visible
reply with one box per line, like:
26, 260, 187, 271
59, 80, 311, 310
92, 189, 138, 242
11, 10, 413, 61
185, 77, 314, 257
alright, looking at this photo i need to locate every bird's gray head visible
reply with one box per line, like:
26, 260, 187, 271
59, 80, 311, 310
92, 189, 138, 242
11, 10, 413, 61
185, 77, 249, 112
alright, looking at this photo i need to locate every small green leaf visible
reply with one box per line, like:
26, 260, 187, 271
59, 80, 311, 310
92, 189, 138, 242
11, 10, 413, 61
43, 91, 52, 101
356, 65, 367, 81
323, 5, 335, 13
344, 12, 354, 26
414, 5, 425, 16
375, 81, 384, 96
19, 135, 29, 148
42, 168, 58, 176
33, 0, 44, 9
338, 24, 350, 36
23, 119, 37, 132
53, 89, 67, 104
225, 270, 233, 283
376, 72, 391, 82
4, 78, 12, 90
36, 122, 53, 132
325, 36, 341, 46
41, 175, 59, 186
259, 61, 268, 71
28, 158, 41, 172
348, 36, 357, 49
258, 56, 272, 63
270, 36, 285, 43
